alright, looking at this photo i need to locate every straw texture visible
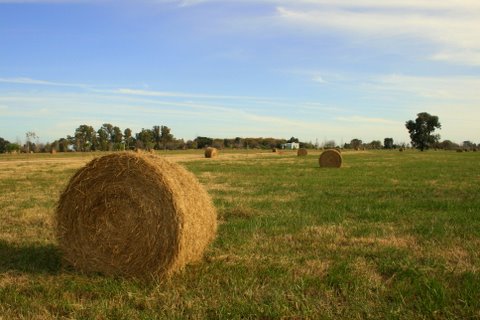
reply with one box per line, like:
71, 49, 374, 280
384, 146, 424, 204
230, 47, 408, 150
204, 147, 218, 158
319, 149, 342, 168
297, 148, 308, 156
56, 152, 217, 279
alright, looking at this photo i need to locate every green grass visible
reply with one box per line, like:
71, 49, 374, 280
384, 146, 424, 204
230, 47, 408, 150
1, 150, 479, 319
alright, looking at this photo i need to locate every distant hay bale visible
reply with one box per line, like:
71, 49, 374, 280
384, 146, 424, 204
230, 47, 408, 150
399, 148, 404, 152
50, 149, 57, 154
297, 148, 308, 156
272, 148, 278, 153
204, 147, 218, 158
319, 149, 342, 168
56, 152, 217, 279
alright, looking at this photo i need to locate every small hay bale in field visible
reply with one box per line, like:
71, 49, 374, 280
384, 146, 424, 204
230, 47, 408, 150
297, 148, 308, 156
56, 152, 217, 279
319, 149, 342, 168
272, 148, 278, 153
399, 148, 404, 152
204, 147, 218, 158
50, 149, 57, 154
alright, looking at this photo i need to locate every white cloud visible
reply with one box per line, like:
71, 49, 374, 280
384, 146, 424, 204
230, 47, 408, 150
0, 77, 88, 88
312, 75, 326, 84
111, 88, 276, 101
275, 5, 480, 66
336, 115, 400, 125
368, 74, 480, 102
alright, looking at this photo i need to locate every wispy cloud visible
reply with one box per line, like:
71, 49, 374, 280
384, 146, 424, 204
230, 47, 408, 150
0, 77, 88, 88
275, 4, 480, 66
336, 115, 400, 125
110, 88, 277, 101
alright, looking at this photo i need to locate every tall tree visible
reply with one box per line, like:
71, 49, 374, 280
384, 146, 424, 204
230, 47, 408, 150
405, 112, 441, 151
384, 138, 394, 149
350, 138, 362, 150
97, 127, 109, 151
152, 125, 162, 150
25, 131, 38, 153
195, 136, 213, 149
124, 128, 133, 150
136, 128, 154, 150
0, 137, 10, 153
74, 125, 95, 151
160, 125, 173, 150
112, 126, 123, 150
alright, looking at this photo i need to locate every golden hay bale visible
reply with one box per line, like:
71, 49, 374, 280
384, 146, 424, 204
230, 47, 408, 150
50, 149, 57, 154
204, 147, 218, 158
319, 149, 342, 168
56, 152, 217, 279
297, 148, 308, 156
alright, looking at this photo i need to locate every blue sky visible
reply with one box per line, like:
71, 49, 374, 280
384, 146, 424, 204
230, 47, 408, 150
1, 0, 479, 145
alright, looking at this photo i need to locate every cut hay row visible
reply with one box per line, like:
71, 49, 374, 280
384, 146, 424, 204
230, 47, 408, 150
56, 152, 217, 279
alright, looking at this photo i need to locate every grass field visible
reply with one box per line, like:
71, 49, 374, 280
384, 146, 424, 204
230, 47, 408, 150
1, 149, 479, 319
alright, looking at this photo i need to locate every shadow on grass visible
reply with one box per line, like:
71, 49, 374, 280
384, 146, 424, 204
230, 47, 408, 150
0, 240, 61, 274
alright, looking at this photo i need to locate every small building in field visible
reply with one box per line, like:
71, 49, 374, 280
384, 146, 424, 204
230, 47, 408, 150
282, 142, 300, 150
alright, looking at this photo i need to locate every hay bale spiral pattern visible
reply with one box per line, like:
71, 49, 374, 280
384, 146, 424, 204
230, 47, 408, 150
204, 147, 218, 158
319, 149, 342, 168
297, 148, 308, 156
56, 152, 217, 278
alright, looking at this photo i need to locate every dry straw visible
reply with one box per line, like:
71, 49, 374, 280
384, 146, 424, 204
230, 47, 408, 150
56, 152, 217, 279
297, 148, 308, 156
204, 147, 218, 158
319, 149, 342, 168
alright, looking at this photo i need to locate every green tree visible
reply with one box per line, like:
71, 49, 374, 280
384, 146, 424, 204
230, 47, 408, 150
97, 127, 109, 151
6, 143, 20, 153
0, 137, 10, 153
74, 125, 96, 151
405, 112, 441, 151
384, 138, 394, 149
112, 126, 123, 150
152, 125, 162, 150
124, 128, 134, 150
25, 131, 38, 153
160, 126, 173, 150
195, 136, 213, 149
350, 138, 362, 150
369, 140, 382, 149
136, 128, 154, 150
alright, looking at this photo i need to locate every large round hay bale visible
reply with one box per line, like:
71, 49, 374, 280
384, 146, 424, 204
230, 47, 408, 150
204, 147, 218, 158
56, 152, 217, 279
297, 148, 308, 156
319, 149, 342, 168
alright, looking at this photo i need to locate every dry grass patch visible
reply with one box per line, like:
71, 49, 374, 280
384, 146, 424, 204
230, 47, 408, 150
293, 259, 330, 279
352, 257, 383, 288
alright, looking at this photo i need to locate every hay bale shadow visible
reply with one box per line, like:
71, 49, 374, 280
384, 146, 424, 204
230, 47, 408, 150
0, 240, 61, 274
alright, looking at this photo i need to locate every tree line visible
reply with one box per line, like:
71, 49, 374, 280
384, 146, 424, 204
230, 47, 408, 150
0, 113, 477, 153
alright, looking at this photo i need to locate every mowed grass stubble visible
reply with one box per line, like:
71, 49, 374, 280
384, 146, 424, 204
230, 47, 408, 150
0, 150, 479, 319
